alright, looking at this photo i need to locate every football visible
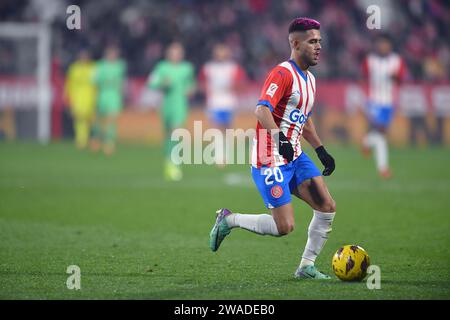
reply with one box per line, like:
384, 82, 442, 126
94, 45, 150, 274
332, 245, 370, 281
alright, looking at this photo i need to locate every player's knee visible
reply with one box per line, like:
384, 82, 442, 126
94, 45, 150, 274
277, 221, 295, 236
319, 199, 336, 213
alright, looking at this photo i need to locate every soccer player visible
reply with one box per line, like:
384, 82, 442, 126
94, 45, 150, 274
91, 46, 126, 156
199, 44, 246, 166
65, 50, 97, 149
361, 34, 406, 179
148, 42, 196, 181
209, 18, 337, 279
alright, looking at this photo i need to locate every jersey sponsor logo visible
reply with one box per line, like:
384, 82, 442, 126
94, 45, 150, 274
266, 83, 279, 98
289, 109, 312, 124
270, 185, 283, 199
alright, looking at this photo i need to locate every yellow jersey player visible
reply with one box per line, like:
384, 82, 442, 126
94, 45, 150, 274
65, 49, 97, 149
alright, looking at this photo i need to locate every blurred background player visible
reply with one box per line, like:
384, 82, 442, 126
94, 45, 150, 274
199, 44, 246, 166
64, 49, 97, 149
148, 42, 196, 181
91, 46, 126, 156
361, 34, 406, 179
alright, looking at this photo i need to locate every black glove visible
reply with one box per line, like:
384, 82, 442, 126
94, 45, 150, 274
274, 132, 294, 162
315, 145, 335, 176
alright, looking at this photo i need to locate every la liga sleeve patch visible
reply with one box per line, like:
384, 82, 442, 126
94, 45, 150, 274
266, 83, 279, 98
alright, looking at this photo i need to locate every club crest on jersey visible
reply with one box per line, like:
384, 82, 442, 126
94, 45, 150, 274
270, 185, 283, 199
266, 83, 278, 97
289, 109, 312, 124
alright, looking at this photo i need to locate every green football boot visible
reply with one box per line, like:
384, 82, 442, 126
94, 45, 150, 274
164, 161, 182, 181
209, 208, 232, 252
294, 265, 331, 280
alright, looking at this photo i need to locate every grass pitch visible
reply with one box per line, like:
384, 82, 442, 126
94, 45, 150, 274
0, 142, 449, 299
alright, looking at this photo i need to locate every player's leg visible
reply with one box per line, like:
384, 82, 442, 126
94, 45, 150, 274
90, 113, 103, 152
163, 106, 185, 181
209, 109, 233, 167
102, 93, 123, 156
75, 105, 95, 150
373, 125, 391, 179
290, 153, 336, 279
363, 103, 393, 178
292, 177, 335, 279
364, 126, 389, 172
225, 202, 294, 236
74, 116, 90, 149
209, 205, 291, 252
362, 101, 385, 158
71, 106, 87, 149
103, 112, 118, 156
209, 164, 295, 252
362, 101, 377, 157
163, 125, 182, 181
375, 107, 393, 178
90, 96, 106, 152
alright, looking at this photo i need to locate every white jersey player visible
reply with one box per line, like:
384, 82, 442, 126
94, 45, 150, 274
361, 34, 406, 179
199, 44, 246, 165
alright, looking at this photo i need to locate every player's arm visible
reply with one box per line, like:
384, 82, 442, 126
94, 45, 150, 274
186, 64, 196, 97
255, 67, 294, 162
360, 57, 370, 98
116, 60, 127, 94
148, 66, 161, 89
148, 63, 170, 91
302, 117, 322, 148
255, 105, 294, 163
232, 64, 247, 93
303, 118, 335, 176
392, 57, 407, 84
254, 106, 280, 133
198, 65, 207, 94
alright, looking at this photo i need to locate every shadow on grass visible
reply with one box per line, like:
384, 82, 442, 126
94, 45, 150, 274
285, 277, 450, 288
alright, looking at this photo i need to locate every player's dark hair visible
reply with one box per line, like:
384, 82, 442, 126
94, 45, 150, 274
288, 17, 320, 33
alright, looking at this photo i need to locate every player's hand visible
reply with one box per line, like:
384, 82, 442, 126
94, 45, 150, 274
274, 132, 294, 162
315, 145, 335, 176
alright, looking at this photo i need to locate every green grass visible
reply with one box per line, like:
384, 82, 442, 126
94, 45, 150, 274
0, 142, 449, 299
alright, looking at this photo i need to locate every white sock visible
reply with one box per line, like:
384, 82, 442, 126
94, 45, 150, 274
300, 210, 335, 268
226, 213, 280, 236
215, 136, 225, 165
364, 131, 389, 172
373, 132, 388, 171
363, 131, 376, 148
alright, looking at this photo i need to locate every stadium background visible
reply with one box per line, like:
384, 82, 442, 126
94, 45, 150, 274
0, 0, 449, 145
0, 0, 449, 300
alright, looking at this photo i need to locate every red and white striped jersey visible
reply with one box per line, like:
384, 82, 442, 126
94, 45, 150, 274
199, 61, 246, 110
362, 53, 406, 105
251, 60, 316, 168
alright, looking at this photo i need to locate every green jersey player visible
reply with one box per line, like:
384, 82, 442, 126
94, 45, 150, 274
91, 46, 126, 155
149, 42, 196, 181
